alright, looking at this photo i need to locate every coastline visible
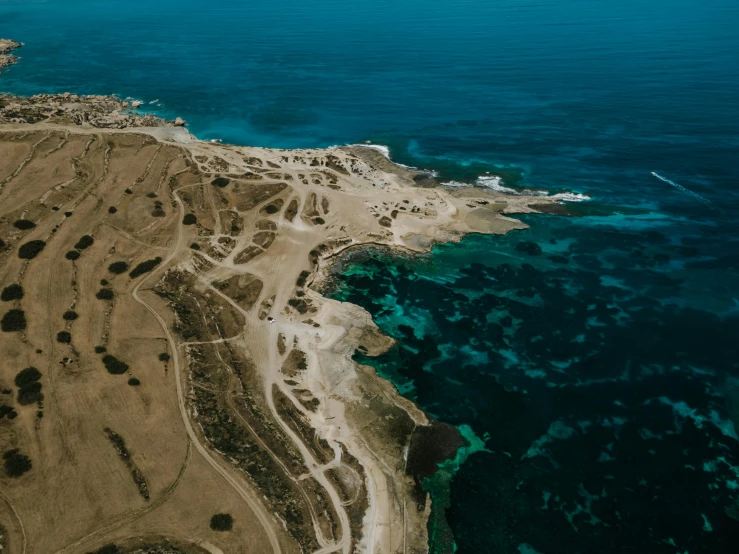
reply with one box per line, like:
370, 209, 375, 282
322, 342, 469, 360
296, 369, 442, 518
0, 50, 560, 554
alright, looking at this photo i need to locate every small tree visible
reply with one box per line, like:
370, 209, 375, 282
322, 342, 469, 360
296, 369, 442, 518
158, 352, 170, 362
210, 513, 234, 531
18, 240, 46, 259
108, 261, 129, 274
15, 367, 41, 387
74, 235, 94, 250
1, 309, 27, 332
63, 310, 79, 320
65, 250, 81, 261
13, 219, 36, 230
129, 257, 162, 278
3, 449, 32, 477
57, 331, 72, 344
183, 213, 197, 225
1, 284, 24, 301
102, 355, 129, 375
128, 377, 141, 386
96, 288, 114, 300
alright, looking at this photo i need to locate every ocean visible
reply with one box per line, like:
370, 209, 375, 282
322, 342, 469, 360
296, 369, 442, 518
2, 0, 739, 552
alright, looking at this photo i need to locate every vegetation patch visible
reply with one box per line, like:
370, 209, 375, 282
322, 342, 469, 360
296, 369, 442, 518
3, 449, 32, 477
15, 367, 43, 405
108, 206, 117, 214
211, 177, 231, 188
1, 284, 23, 301
127, 377, 141, 386
210, 513, 234, 531
108, 261, 129, 274
158, 352, 170, 362
104, 427, 149, 499
56, 331, 72, 344
129, 257, 162, 278
65, 250, 80, 260
13, 219, 36, 230
74, 235, 94, 250
96, 288, 114, 300
94, 345, 107, 353
63, 310, 78, 320
190, 242, 200, 250
183, 213, 197, 225
102, 355, 129, 375
1, 309, 26, 332
0, 404, 18, 420
18, 240, 46, 259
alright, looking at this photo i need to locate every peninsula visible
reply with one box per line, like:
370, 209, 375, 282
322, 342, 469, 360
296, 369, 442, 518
0, 71, 556, 554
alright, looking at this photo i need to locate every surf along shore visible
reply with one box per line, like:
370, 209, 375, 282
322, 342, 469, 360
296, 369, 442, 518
0, 48, 566, 554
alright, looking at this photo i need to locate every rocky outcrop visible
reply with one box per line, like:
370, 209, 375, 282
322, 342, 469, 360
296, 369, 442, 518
0, 38, 21, 70
0, 92, 182, 129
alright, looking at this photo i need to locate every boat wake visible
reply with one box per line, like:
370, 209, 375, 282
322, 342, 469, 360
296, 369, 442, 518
651, 172, 713, 207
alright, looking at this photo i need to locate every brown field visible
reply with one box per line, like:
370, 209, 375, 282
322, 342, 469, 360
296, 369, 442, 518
0, 125, 551, 554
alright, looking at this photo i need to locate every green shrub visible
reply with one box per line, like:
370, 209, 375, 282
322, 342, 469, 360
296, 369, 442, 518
96, 288, 114, 300
15, 367, 41, 387
1, 284, 24, 301
210, 513, 234, 531
158, 352, 170, 362
63, 310, 78, 320
108, 206, 117, 214
102, 355, 129, 375
65, 250, 80, 260
94, 345, 107, 354
56, 331, 71, 344
183, 213, 197, 225
211, 177, 231, 188
146, 192, 157, 198
314, 217, 325, 225
129, 257, 162, 278
190, 242, 200, 250
128, 377, 141, 386
1, 309, 26, 332
3, 449, 32, 477
100, 279, 109, 286
108, 261, 129, 274
264, 204, 279, 214
13, 219, 36, 230
18, 240, 46, 259
74, 235, 94, 250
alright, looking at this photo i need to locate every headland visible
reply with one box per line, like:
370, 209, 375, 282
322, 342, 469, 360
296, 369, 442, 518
0, 46, 559, 554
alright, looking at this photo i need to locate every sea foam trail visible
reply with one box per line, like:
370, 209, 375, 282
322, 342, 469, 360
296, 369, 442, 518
652, 172, 714, 207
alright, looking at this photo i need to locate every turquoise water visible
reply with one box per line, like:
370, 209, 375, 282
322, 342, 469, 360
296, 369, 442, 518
3, 0, 739, 552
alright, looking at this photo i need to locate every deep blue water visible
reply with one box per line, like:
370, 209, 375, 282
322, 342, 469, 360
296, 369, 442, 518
3, 0, 739, 552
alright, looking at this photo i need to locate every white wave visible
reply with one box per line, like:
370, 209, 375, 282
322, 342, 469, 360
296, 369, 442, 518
442, 174, 590, 202
149, 99, 159, 104
652, 172, 713, 206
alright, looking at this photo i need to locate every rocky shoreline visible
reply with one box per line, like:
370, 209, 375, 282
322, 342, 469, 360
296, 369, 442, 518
0, 92, 187, 129
0, 38, 21, 70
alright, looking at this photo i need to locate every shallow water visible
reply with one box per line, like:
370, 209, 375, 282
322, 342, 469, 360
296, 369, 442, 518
3, 0, 739, 551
